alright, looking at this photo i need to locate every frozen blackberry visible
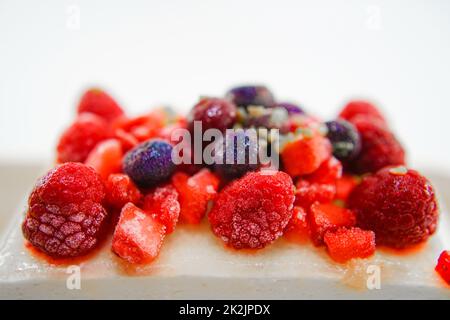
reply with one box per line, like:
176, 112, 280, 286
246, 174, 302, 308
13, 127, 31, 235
214, 130, 260, 179
188, 97, 237, 133
325, 119, 361, 161
226, 85, 275, 108
123, 139, 175, 188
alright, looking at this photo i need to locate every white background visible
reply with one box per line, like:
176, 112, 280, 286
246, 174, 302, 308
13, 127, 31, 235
1, 0, 450, 170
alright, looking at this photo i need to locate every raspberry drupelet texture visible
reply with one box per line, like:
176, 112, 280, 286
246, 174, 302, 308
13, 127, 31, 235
57, 113, 110, 163
208, 171, 295, 249
348, 115, 406, 174
78, 88, 124, 122
348, 166, 439, 248
22, 163, 109, 258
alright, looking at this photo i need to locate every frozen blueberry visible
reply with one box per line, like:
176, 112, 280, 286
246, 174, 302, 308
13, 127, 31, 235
123, 139, 175, 187
214, 131, 260, 179
188, 97, 237, 133
325, 119, 361, 161
275, 102, 304, 115
226, 85, 275, 108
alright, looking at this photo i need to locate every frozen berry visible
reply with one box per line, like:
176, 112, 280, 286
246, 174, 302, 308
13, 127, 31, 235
214, 130, 260, 179
172, 169, 219, 224
85, 139, 123, 180
435, 250, 450, 285
208, 171, 295, 249
143, 184, 180, 233
118, 109, 167, 142
285, 206, 310, 240
112, 203, 166, 264
295, 180, 336, 208
57, 113, 110, 163
275, 102, 304, 115
348, 167, 439, 248
78, 88, 124, 122
22, 163, 108, 258
325, 119, 361, 161
339, 100, 386, 124
335, 174, 360, 201
226, 85, 275, 108
308, 202, 356, 245
114, 128, 139, 152
188, 97, 237, 133
105, 174, 142, 210
324, 227, 376, 263
281, 134, 332, 177
348, 115, 405, 174
307, 157, 343, 184
123, 139, 175, 188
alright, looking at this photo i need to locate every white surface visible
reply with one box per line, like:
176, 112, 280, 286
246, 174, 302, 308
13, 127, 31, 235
0, 166, 449, 299
1, 0, 450, 170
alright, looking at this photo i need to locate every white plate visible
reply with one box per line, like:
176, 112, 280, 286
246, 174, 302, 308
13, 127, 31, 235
0, 166, 449, 300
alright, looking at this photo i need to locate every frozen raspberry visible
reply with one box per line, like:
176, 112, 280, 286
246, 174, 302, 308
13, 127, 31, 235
112, 203, 166, 264
325, 119, 361, 161
435, 250, 450, 285
307, 157, 343, 184
226, 85, 275, 108
348, 166, 439, 248
281, 134, 332, 177
123, 139, 175, 188
308, 202, 356, 245
324, 227, 376, 263
214, 130, 260, 179
172, 169, 220, 224
188, 97, 237, 134
78, 88, 124, 122
348, 115, 406, 174
57, 113, 110, 163
208, 171, 295, 249
339, 100, 386, 124
85, 139, 123, 180
105, 174, 142, 210
143, 184, 180, 233
295, 180, 336, 208
22, 163, 108, 258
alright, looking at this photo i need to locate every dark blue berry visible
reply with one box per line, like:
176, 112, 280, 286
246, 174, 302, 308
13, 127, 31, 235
214, 131, 260, 179
325, 119, 361, 161
275, 102, 304, 115
226, 85, 275, 108
123, 139, 175, 187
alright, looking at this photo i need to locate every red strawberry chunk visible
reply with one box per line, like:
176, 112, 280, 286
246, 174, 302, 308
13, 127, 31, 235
78, 88, 124, 122
172, 169, 220, 224
112, 203, 166, 264
435, 250, 450, 285
307, 157, 343, 184
281, 134, 331, 177
335, 174, 360, 201
339, 100, 386, 124
324, 227, 376, 263
105, 174, 142, 210
85, 139, 123, 180
143, 184, 180, 234
308, 202, 356, 245
295, 180, 336, 208
114, 128, 139, 152
285, 206, 310, 241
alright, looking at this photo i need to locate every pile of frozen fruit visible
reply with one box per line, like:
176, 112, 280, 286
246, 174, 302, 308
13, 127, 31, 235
21, 85, 449, 285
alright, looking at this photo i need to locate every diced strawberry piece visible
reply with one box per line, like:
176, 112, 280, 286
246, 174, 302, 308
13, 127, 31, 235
324, 227, 376, 263
307, 157, 343, 184
285, 206, 310, 241
435, 250, 450, 285
335, 174, 360, 201
295, 180, 336, 207
114, 128, 139, 152
85, 139, 123, 180
105, 174, 142, 209
172, 169, 220, 224
281, 134, 331, 177
308, 202, 356, 245
78, 88, 124, 122
143, 184, 180, 233
118, 109, 167, 142
112, 203, 166, 264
